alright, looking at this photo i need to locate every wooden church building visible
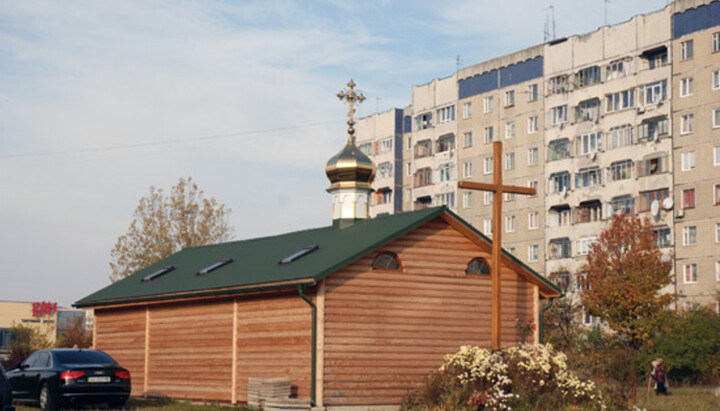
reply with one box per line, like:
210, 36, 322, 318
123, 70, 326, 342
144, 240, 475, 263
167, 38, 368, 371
75, 82, 561, 409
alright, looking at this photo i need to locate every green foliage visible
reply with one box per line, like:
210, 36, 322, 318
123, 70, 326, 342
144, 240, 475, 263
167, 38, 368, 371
642, 307, 720, 384
8, 322, 52, 369
110, 177, 234, 282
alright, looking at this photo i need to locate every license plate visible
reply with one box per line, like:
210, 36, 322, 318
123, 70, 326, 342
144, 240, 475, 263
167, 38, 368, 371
88, 376, 111, 383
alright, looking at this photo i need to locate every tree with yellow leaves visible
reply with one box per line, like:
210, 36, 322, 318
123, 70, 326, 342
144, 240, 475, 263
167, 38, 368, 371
109, 177, 234, 282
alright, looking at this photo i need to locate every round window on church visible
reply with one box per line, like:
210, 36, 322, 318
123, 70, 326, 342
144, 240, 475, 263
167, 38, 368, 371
372, 252, 401, 270
466, 258, 490, 275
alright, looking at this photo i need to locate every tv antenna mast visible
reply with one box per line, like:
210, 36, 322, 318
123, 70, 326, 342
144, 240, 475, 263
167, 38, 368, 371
604, 0, 611, 26
544, 6, 556, 42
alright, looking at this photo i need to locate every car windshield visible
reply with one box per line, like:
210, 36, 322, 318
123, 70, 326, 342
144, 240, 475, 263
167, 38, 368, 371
54, 351, 116, 366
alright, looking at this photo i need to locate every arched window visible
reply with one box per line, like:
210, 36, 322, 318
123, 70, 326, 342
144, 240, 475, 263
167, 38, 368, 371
372, 251, 401, 270
466, 258, 490, 275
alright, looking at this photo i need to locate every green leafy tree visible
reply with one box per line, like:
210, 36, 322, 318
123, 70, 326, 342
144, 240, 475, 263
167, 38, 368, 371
110, 177, 234, 282
542, 269, 584, 351
55, 316, 92, 349
8, 322, 52, 369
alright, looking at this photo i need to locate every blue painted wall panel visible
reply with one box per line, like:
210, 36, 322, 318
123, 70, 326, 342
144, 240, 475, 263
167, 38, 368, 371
394, 108, 403, 135
403, 115, 412, 133
458, 69, 499, 99
499, 56, 543, 88
673, 2, 720, 38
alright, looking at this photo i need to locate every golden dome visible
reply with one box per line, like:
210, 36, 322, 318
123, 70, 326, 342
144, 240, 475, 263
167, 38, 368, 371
325, 139, 375, 190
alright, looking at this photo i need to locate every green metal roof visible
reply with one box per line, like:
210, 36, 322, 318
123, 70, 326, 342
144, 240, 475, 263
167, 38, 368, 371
75, 206, 560, 308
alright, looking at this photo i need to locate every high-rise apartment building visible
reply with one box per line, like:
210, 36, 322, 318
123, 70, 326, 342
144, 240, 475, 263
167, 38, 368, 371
353, 0, 720, 309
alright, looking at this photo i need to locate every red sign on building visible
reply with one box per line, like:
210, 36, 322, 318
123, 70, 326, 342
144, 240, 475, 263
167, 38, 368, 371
32, 301, 57, 318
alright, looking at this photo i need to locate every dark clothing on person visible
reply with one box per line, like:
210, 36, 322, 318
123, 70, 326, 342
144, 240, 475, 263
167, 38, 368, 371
654, 362, 668, 395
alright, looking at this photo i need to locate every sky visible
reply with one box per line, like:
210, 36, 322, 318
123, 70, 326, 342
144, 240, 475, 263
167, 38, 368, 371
0, 0, 671, 307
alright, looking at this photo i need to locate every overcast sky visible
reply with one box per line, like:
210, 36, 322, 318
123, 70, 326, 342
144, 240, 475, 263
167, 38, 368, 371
0, 0, 670, 307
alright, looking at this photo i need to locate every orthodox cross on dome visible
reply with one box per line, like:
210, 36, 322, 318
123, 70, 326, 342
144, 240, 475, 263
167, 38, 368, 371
458, 141, 536, 350
337, 79, 365, 143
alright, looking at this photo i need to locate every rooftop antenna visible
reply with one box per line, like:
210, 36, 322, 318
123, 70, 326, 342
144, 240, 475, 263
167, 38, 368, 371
456, 54, 461, 73
604, 0, 611, 26
544, 6, 556, 42
376, 97, 380, 114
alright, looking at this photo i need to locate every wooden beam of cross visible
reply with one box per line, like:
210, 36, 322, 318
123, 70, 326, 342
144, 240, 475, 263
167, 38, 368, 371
458, 141, 536, 350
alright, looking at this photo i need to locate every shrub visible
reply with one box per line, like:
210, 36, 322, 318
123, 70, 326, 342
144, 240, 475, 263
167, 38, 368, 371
401, 344, 605, 411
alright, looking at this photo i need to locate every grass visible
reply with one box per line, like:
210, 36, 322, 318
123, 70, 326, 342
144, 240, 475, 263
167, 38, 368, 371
16, 397, 256, 411
633, 386, 720, 411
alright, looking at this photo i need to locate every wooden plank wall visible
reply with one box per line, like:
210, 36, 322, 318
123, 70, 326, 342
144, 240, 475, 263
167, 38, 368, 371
94, 308, 146, 396
322, 217, 534, 406
235, 295, 312, 403
147, 301, 234, 401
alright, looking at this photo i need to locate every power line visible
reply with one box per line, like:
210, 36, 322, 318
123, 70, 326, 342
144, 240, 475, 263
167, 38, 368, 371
1, 120, 342, 159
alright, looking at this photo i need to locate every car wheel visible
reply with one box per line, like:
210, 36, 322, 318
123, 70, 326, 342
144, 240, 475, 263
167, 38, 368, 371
39, 383, 57, 411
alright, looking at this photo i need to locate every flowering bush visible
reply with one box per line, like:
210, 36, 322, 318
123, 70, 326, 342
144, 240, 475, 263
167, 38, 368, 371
402, 344, 605, 411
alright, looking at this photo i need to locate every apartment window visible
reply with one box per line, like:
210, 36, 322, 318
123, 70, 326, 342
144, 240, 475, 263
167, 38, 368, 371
504, 192, 515, 202
436, 134, 455, 153
680, 77, 694, 97
714, 109, 720, 128
436, 105, 455, 124
505, 90, 515, 107
438, 163, 455, 182
575, 66, 601, 88
406, 162, 412, 176
575, 167, 602, 188
528, 116, 539, 133
683, 226, 697, 246
463, 131, 473, 148
713, 32, 720, 53
528, 83, 539, 101
575, 98, 601, 122
717, 261, 720, 282
606, 57, 633, 80
484, 126, 494, 143
358, 142, 373, 156
681, 151, 696, 171
405, 188, 411, 203
606, 89, 635, 112
508, 247, 516, 256
377, 138, 392, 153
576, 132, 602, 156
713, 71, 720, 90
528, 147, 539, 166
683, 264, 698, 284
638, 116, 669, 142
528, 180, 538, 196
609, 160, 633, 182
638, 188, 669, 212
549, 238, 571, 260
505, 215, 516, 233
528, 212, 539, 230
505, 121, 516, 139
550, 205, 571, 227
407, 137, 412, 150
681, 40, 694, 60
435, 192, 455, 208
576, 200, 602, 224
414, 139, 432, 158
484, 96, 494, 113
714, 183, 720, 205
548, 138, 570, 161
463, 161, 473, 178
484, 191, 493, 205
377, 162, 393, 179
504, 152, 515, 170
681, 114, 694, 134
654, 226, 671, 248
528, 245, 539, 262
373, 189, 392, 205
577, 236, 598, 256
413, 168, 432, 187
483, 157, 493, 174
637, 155, 668, 177
548, 74, 570, 95
550, 172, 570, 194
462, 102, 472, 119
610, 195, 635, 215
608, 125, 635, 149
683, 188, 696, 209
462, 191, 473, 208
550, 105, 568, 125
716, 147, 720, 165
641, 80, 667, 105
414, 112, 433, 130
716, 223, 720, 243
484, 219, 493, 235
644, 47, 668, 69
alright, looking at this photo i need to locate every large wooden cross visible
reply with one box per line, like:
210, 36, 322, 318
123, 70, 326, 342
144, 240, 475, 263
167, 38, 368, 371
458, 141, 536, 350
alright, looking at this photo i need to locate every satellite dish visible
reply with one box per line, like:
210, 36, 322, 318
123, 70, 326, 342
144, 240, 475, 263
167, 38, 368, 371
663, 197, 674, 210
651, 199, 660, 217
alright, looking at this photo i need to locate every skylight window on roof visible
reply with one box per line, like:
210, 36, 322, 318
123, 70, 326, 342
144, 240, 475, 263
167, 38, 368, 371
279, 245, 319, 265
196, 258, 233, 276
141, 266, 174, 283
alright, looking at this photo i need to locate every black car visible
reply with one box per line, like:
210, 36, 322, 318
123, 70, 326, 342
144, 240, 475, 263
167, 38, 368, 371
0, 363, 15, 411
7, 349, 130, 410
